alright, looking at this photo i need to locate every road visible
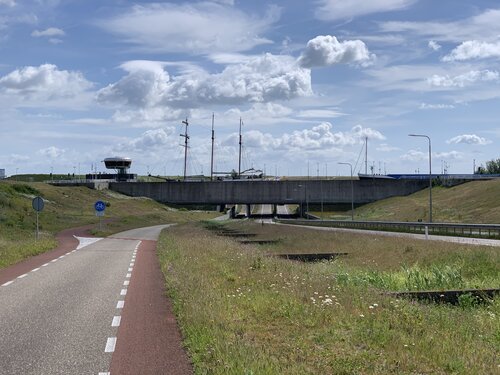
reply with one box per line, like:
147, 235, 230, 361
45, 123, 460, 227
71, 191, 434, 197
0, 224, 191, 375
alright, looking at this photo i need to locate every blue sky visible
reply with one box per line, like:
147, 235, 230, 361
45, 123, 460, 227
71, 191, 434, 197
0, 0, 499, 177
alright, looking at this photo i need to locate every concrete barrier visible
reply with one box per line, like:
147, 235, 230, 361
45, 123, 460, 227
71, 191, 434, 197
109, 179, 428, 205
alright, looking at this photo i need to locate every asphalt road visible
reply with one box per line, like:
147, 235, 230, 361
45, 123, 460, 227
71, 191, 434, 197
0, 224, 179, 375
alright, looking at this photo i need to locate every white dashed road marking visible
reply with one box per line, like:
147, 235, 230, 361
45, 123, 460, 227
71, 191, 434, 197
120, 289, 127, 296
111, 316, 121, 327
116, 300, 125, 309
17, 274, 28, 279
2, 281, 14, 287
105, 337, 117, 353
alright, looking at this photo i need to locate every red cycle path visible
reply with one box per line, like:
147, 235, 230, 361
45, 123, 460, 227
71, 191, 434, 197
110, 239, 193, 375
1, 225, 193, 374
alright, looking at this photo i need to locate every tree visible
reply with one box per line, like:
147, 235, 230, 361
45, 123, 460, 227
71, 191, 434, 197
476, 158, 500, 174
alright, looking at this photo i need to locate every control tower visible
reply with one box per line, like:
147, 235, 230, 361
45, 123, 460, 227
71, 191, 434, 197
103, 157, 133, 181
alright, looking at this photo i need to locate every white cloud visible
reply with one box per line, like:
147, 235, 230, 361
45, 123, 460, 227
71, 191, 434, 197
377, 143, 400, 152
97, 55, 312, 109
10, 153, 29, 162
0, 63, 93, 100
298, 35, 374, 68
443, 40, 500, 62
115, 128, 176, 152
39, 146, 65, 159
31, 27, 65, 37
315, 0, 416, 21
401, 149, 426, 162
434, 151, 463, 160
380, 9, 500, 43
402, 149, 464, 161
428, 40, 441, 51
99, 3, 280, 54
420, 103, 455, 110
296, 108, 345, 118
446, 134, 491, 145
427, 70, 499, 88
222, 123, 385, 151
0, 0, 15, 7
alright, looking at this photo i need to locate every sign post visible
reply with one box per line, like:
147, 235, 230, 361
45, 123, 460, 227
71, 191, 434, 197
32, 196, 45, 240
94, 200, 106, 231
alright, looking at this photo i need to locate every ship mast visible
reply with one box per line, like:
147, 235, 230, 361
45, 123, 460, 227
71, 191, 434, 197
210, 113, 215, 181
180, 118, 189, 180
238, 117, 243, 177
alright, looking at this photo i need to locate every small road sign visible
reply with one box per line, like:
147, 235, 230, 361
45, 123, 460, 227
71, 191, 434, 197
94, 201, 106, 212
32, 196, 44, 212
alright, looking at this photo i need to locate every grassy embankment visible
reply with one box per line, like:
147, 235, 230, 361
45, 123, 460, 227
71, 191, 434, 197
0, 181, 217, 269
313, 179, 500, 223
158, 221, 499, 374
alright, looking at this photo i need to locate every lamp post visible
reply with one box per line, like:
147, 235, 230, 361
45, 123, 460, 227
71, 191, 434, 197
409, 134, 432, 223
338, 162, 354, 221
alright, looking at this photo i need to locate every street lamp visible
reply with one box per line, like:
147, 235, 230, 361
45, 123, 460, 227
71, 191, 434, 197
338, 162, 354, 221
409, 134, 432, 223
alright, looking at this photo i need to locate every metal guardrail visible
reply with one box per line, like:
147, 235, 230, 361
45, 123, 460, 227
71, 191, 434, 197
276, 219, 500, 239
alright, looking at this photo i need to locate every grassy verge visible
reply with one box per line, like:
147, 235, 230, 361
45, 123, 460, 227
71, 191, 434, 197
158, 222, 499, 374
312, 179, 500, 223
0, 181, 218, 268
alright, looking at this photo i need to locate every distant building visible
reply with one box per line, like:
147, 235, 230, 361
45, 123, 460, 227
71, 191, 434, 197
0, 169, 5, 179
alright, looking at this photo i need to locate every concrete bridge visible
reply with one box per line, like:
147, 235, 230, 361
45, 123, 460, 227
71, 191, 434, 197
109, 178, 428, 208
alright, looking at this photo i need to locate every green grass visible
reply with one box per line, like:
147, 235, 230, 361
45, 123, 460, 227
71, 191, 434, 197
313, 179, 500, 223
0, 180, 218, 268
158, 222, 500, 374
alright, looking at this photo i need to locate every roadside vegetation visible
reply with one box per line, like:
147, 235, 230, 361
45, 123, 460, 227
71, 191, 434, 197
0, 180, 217, 269
158, 221, 499, 374
313, 179, 500, 223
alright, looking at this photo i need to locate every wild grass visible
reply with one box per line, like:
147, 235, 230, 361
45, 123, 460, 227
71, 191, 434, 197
313, 179, 500, 224
159, 223, 500, 374
0, 181, 218, 268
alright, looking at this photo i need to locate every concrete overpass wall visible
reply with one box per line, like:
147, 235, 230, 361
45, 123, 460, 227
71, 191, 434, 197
110, 179, 428, 205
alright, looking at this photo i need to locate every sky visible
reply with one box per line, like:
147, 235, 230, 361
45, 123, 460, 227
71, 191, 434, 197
0, 0, 499, 177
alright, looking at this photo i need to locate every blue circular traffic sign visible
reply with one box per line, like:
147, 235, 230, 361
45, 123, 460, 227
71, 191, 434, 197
94, 200, 106, 212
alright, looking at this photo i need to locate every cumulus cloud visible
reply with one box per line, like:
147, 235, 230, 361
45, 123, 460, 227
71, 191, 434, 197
298, 35, 374, 68
98, 2, 279, 54
97, 55, 312, 109
39, 146, 65, 159
31, 27, 65, 37
428, 40, 441, 51
115, 128, 176, 152
0, 63, 93, 99
443, 40, 500, 62
427, 70, 499, 88
315, 0, 415, 21
446, 134, 491, 145
222, 123, 385, 151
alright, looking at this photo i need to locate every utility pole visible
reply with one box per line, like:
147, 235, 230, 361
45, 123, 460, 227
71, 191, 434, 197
211, 113, 215, 181
180, 118, 189, 180
238, 117, 243, 177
